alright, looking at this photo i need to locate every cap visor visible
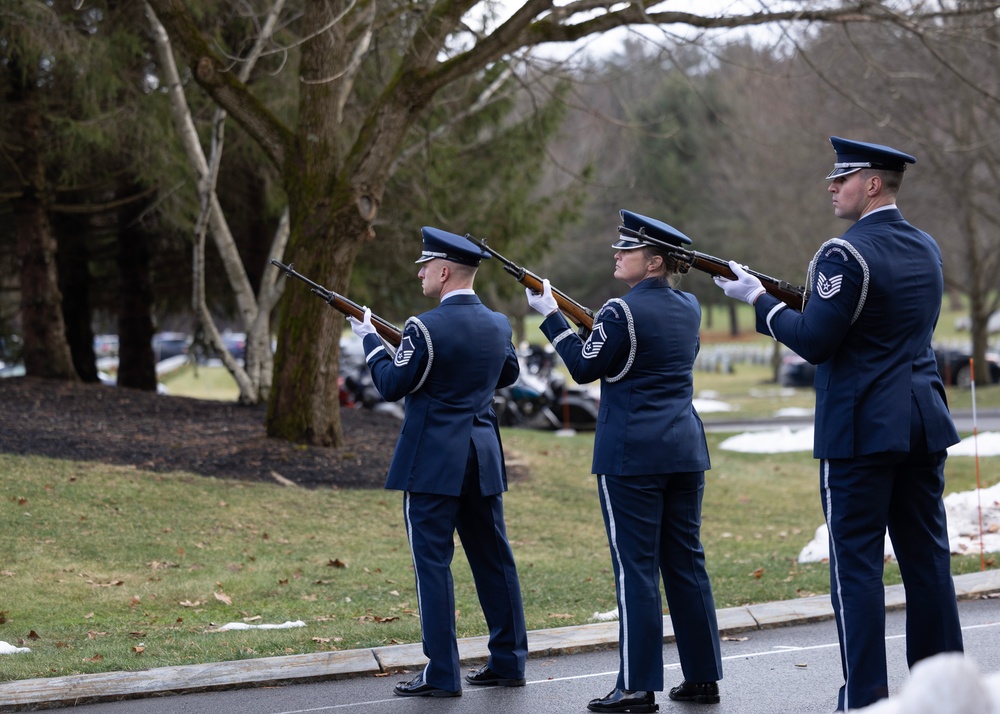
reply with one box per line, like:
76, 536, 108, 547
825, 166, 862, 180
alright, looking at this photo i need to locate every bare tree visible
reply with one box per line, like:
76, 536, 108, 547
764, 16, 1000, 385
143, 0, 1000, 445
146, 2, 287, 404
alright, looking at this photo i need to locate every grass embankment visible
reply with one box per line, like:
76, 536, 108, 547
2, 298, 996, 681
1, 399, 994, 681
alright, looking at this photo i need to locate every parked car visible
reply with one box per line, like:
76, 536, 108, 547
93, 334, 119, 358
953, 312, 1000, 334
0, 335, 22, 364
152, 332, 190, 362
779, 348, 1000, 389
778, 353, 815, 388
221, 331, 246, 363
934, 348, 1000, 388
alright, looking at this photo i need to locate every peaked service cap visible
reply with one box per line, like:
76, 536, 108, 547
825, 136, 916, 180
615, 210, 693, 250
415, 226, 491, 266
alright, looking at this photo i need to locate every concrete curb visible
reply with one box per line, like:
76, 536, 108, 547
2, 570, 998, 710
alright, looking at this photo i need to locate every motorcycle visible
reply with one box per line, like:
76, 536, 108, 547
339, 336, 404, 418
493, 346, 599, 431
338, 336, 598, 430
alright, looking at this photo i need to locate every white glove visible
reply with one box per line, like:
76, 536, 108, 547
526, 279, 559, 316
347, 308, 376, 338
713, 260, 765, 305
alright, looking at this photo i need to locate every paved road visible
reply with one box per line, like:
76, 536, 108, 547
50, 596, 1000, 714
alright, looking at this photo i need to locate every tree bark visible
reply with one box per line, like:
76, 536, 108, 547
56, 231, 98, 382
116, 196, 158, 391
11, 81, 78, 381
267, 207, 365, 445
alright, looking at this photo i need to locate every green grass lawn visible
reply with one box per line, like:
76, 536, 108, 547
159, 362, 242, 401
1, 423, 994, 681
3, 301, 997, 682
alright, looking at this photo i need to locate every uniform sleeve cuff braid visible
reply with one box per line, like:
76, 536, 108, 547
765, 303, 786, 341
551, 328, 575, 347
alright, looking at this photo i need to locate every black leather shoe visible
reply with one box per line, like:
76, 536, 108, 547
587, 688, 658, 713
668, 680, 720, 704
464, 663, 526, 687
393, 673, 461, 698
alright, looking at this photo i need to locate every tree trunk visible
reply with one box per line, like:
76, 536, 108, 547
770, 339, 782, 384
958, 194, 994, 387
11, 85, 78, 381
57, 232, 99, 383
116, 204, 158, 391
267, 203, 367, 446
15, 199, 78, 379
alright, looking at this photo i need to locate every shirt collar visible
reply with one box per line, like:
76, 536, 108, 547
863, 203, 898, 218
441, 288, 476, 303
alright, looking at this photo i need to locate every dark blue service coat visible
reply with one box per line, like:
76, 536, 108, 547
754, 207, 958, 457
361, 291, 527, 692
752, 207, 963, 711
540, 278, 710, 476
363, 293, 519, 496
540, 277, 721, 692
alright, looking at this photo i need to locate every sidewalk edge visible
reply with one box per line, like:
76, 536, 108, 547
2, 570, 998, 711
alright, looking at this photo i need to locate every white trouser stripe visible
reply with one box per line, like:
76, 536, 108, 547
599, 474, 629, 689
403, 492, 425, 681
822, 459, 851, 710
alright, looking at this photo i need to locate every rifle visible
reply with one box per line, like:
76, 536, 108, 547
464, 234, 596, 332
617, 226, 809, 311
271, 259, 403, 347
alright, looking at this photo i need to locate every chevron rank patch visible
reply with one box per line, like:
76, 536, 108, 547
582, 322, 607, 359
394, 335, 416, 366
816, 272, 843, 299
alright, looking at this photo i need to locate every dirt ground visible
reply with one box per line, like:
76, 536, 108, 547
0, 376, 403, 489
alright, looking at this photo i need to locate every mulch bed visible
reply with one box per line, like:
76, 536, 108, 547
0, 376, 402, 489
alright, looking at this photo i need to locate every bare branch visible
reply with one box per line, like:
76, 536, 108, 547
887, 11, 1000, 105
145, 0, 295, 172
146, 0, 290, 402
256, 0, 358, 62
391, 65, 515, 172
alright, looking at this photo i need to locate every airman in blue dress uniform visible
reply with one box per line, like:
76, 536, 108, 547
526, 211, 723, 713
349, 227, 528, 698
714, 137, 964, 711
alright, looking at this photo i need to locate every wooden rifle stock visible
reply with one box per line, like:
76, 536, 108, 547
271, 259, 403, 347
677, 250, 808, 312
618, 228, 808, 311
464, 235, 595, 331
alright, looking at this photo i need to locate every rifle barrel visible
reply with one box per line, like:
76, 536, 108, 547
464, 235, 595, 331
688, 250, 806, 311
271, 259, 403, 346
649, 244, 807, 311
